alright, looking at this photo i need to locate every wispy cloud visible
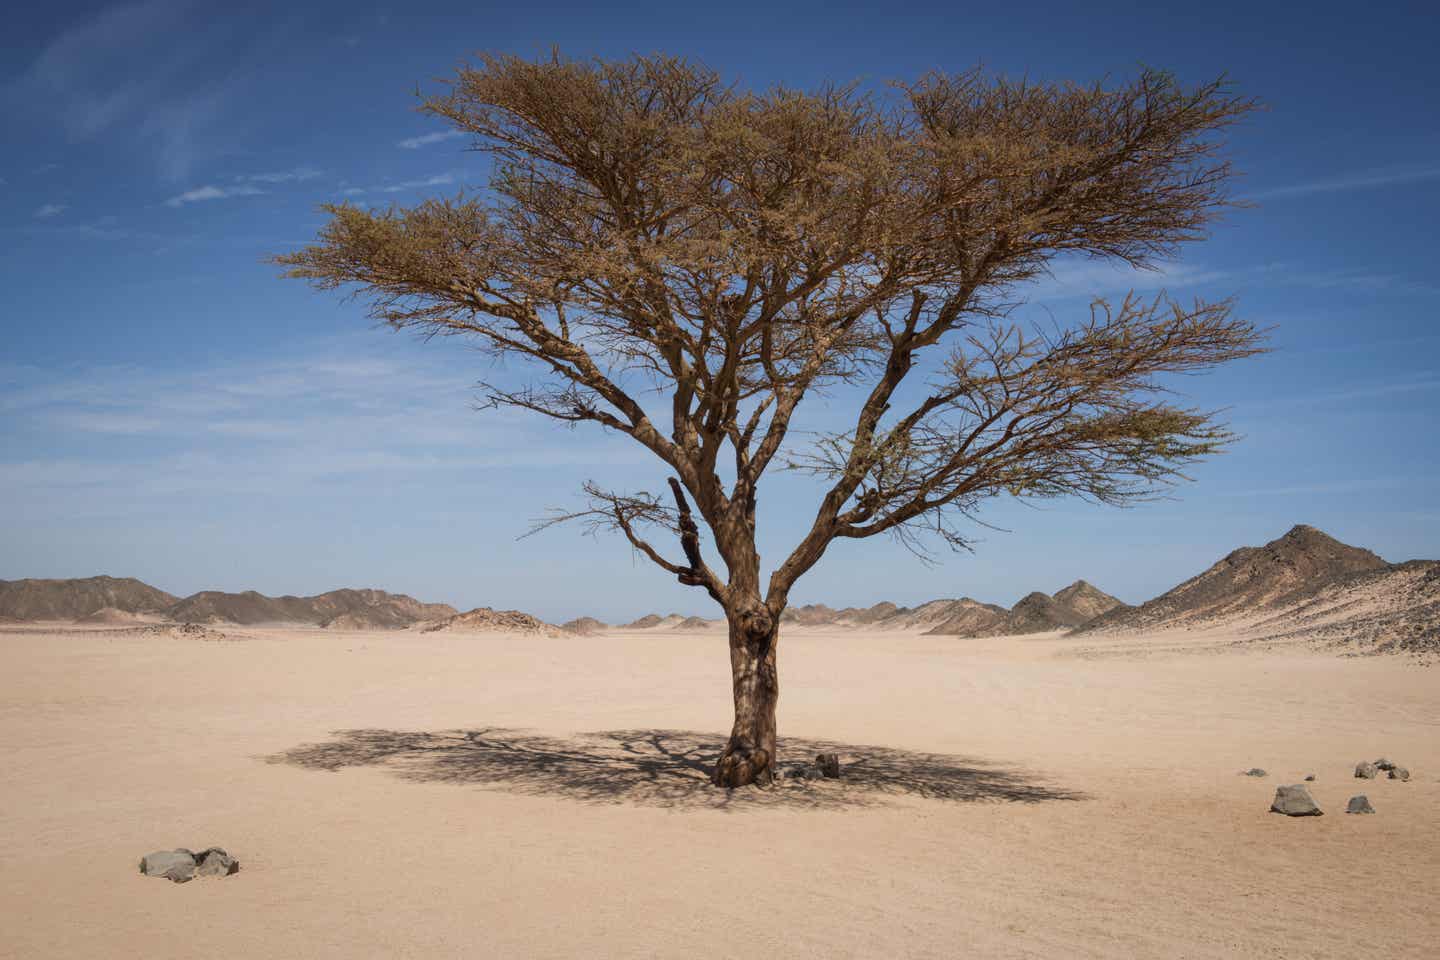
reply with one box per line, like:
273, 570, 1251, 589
341, 173, 457, 196
1244, 165, 1440, 200
33, 203, 68, 218
163, 183, 266, 207
237, 166, 322, 184
0, 341, 645, 510
1021, 259, 1234, 303
397, 129, 466, 149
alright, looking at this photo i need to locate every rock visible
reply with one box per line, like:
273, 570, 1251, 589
1243, 768, 1267, 777
776, 762, 823, 782
1374, 758, 1395, 772
1346, 795, 1375, 814
1270, 784, 1323, 817
815, 753, 841, 779
1388, 766, 1411, 782
1355, 761, 1379, 779
195, 847, 240, 877
1304, 774, 1317, 781
139, 849, 197, 883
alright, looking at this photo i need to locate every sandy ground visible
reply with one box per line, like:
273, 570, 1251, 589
0, 622, 1435, 959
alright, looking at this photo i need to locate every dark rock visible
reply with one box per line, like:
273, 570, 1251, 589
1303, 774, 1317, 781
776, 762, 823, 782
1270, 784, 1323, 817
815, 753, 841, 779
1388, 766, 1411, 782
139, 849, 197, 883
1243, 768, 1267, 777
195, 847, 240, 877
1346, 795, 1375, 814
1374, 758, 1395, 772
1355, 761, 1379, 779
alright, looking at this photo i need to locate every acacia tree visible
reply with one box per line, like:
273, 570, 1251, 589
277, 53, 1263, 787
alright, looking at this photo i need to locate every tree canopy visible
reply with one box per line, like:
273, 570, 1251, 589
278, 53, 1261, 617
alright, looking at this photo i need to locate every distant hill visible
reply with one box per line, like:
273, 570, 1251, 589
1053, 580, 1129, 621
561, 616, 608, 635
166, 587, 456, 628
0, 576, 178, 621
766, 580, 1127, 637
420, 607, 560, 636
1083, 525, 1389, 633
918, 598, 1010, 637
922, 582, 1127, 637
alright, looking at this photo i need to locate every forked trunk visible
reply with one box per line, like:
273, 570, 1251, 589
712, 606, 779, 787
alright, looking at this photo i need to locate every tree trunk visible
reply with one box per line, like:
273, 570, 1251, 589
712, 605, 779, 787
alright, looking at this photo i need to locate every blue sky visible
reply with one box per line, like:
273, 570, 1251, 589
2, 0, 1437, 622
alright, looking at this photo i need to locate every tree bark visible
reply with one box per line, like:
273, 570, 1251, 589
712, 605, 779, 787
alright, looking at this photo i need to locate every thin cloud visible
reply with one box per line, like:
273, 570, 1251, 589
1245, 166, 1440, 200
341, 173, 457, 196
34, 203, 68, 218
237, 166, 322, 184
163, 183, 265, 207
398, 129, 465, 149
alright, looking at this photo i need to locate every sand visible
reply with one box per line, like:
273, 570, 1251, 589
0, 622, 1435, 958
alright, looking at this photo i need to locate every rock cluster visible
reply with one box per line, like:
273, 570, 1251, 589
139, 847, 239, 883
1356, 757, 1411, 781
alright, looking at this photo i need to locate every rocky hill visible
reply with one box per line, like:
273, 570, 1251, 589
1054, 580, 1129, 620
0, 576, 178, 621
923, 581, 1128, 637
916, 598, 1010, 636
420, 607, 561, 636
1083, 525, 1390, 633
1246, 560, 1440, 655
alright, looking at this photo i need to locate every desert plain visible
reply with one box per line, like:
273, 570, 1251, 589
1, 617, 1435, 959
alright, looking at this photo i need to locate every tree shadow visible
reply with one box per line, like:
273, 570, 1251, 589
264, 728, 1084, 811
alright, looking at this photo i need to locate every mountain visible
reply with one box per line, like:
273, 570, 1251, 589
1083, 525, 1390, 633
164, 587, 456, 628
561, 616, 608, 635
0, 576, 178, 621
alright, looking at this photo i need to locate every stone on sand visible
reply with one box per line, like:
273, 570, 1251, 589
196, 847, 240, 877
139, 849, 197, 883
1355, 761, 1379, 779
1270, 784, 1323, 817
1346, 795, 1375, 814
1388, 766, 1410, 782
